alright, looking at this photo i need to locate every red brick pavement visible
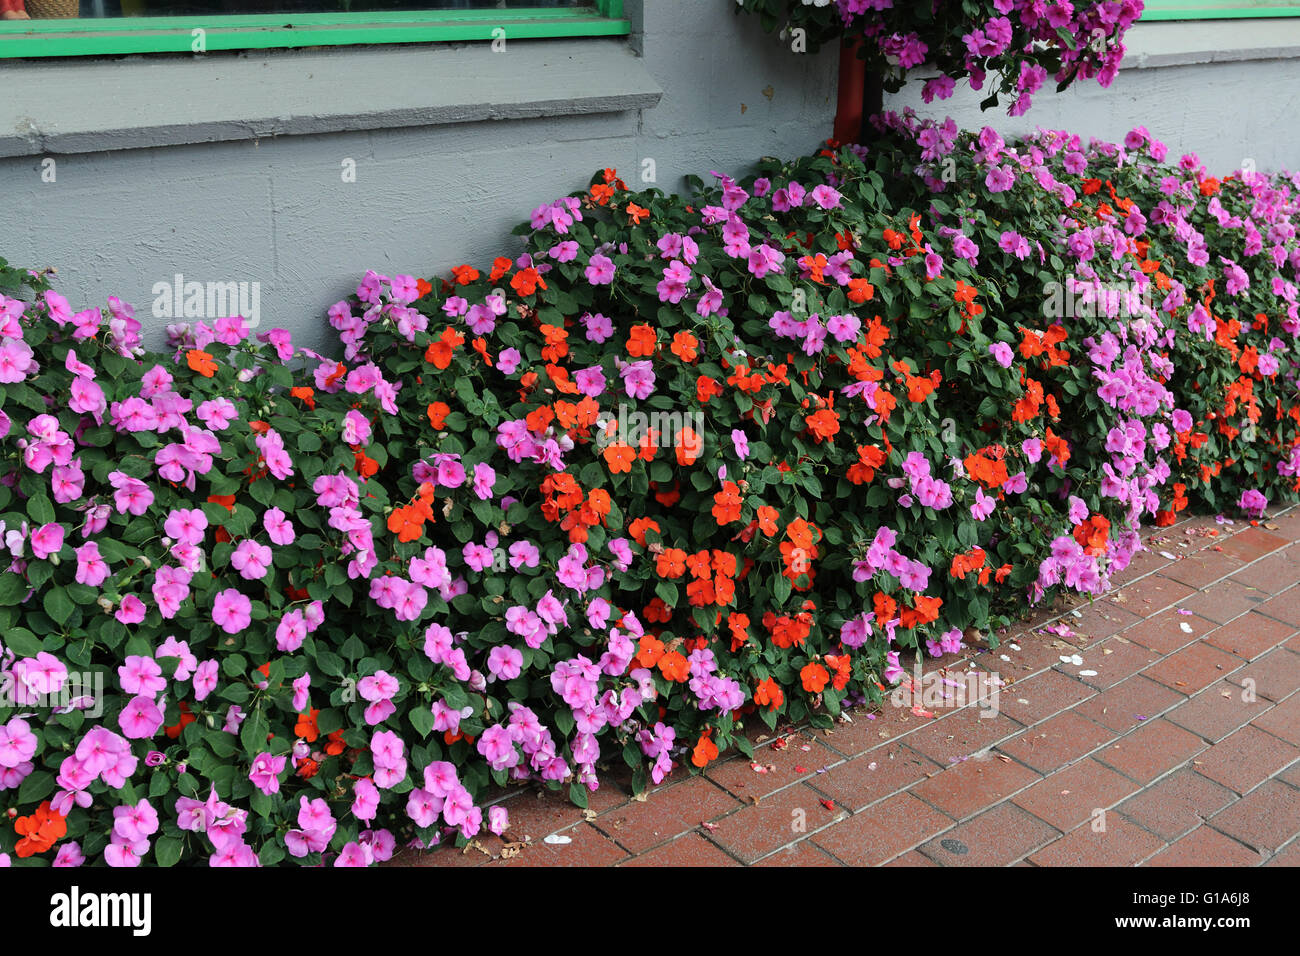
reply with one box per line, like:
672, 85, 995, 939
391, 508, 1300, 867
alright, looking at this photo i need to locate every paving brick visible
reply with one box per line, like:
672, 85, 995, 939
502, 787, 594, 844
1257, 588, 1300, 628
1028, 815, 1166, 867
1110, 546, 1175, 586
593, 775, 740, 854
905, 707, 1025, 765
1252, 693, 1300, 747
1279, 761, 1300, 790
1265, 839, 1300, 866
497, 823, 630, 867
809, 741, 942, 812
1162, 550, 1243, 589
1209, 781, 1300, 854
1116, 769, 1238, 841
1058, 639, 1161, 691
1067, 601, 1144, 643
996, 711, 1115, 774
1143, 642, 1245, 694
1075, 675, 1188, 732
1109, 575, 1198, 617
1164, 679, 1273, 743
622, 832, 740, 867
1125, 610, 1217, 654
995, 668, 1095, 727
1230, 550, 1300, 594
1192, 725, 1300, 794
909, 752, 1042, 820
917, 803, 1059, 866
1228, 647, 1300, 702
814, 702, 922, 758
705, 783, 842, 863
752, 839, 843, 867
882, 849, 940, 866
706, 733, 840, 800
810, 792, 952, 866
1205, 612, 1297, 661
1093, 719, 1206, 784
1011, 759, 1141, 831
1176, 579, 1269, 625
986, 632, 1084, 677
1221, 526, 1291, 561
1144, 826, 1263, 867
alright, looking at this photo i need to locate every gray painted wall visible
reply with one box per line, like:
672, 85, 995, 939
4, 9, 1299, 349
0, 1, 838, 350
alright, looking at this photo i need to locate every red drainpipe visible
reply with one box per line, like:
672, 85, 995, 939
833, 37, 866, 144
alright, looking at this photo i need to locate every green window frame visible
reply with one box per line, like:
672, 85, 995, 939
0, 0, 627, 58
1142, 0, 1300, 19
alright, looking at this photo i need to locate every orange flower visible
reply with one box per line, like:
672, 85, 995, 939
800, 662, 830, 694
290, 386, 316, 409
427, 401, 451, 430
805, 408, 840, 442
670, 331, 699, 362
635, 634, 665, 669
756, 505, 779, 536
712, 481, 743, 524
696, 375, 723, 404
727, 612, 751, 652
847, 278, 875, 304
628, 516, 660, 547
627, 324, 657, 357
186, 349, 217, 378
14, 801, 67, 858
691, 731, 718, 768
675, 427, 702, 466
655, 548, 687, 579
510, 267, 547, 297
627, 203, 650, 225
489, 256, 513, 282
387, 504, 426, 543
603, 442, 636, 474
324, 730, 347, 756
754, 677, 784, 710
658, 650, 690, 682
450, 264, 480, 285
295, 708, 321, 743
424, 326, 465, 370
686, 577, 716, 606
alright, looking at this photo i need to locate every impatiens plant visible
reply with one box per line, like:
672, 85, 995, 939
736, 0, 1144, 115
3, 111, 1299, 867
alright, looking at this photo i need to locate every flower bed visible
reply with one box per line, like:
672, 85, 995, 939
1, 117, 1297, 866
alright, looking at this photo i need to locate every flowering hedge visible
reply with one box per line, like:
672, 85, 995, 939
736, 0, 1144, 115
2, 116, 1298, 867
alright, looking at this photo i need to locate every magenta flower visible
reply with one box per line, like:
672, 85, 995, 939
230, 539, 273, 580
585, 254, 615, 285
212, 588, 252, 634
118, 695, 164, 739
248, 752, 286, 795
988, 342, 1014, 368
30, 522, 64, 560
487, 645, 524, 681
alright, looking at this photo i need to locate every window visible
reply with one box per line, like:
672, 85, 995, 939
1142, 0, 1300, 19
0, 0, 627, 57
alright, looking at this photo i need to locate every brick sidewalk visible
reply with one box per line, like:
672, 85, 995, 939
393, 508, 1300, 867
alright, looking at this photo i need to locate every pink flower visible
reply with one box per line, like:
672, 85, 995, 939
212, 589, 252, 634
193, 660, 218, 701
30, 522, 64, 560
487, 645, 523, 681
118, 695, 164, 739
263, 507, 296, 545
119, 655, 166, 696
115, 595, 146, 626
230, 539, 273, 580
988, 342, 1014, 368
249, 752, 286, 795
585, 254, 615, 285
164, 508, 207, 547
74, 541, 109, 587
